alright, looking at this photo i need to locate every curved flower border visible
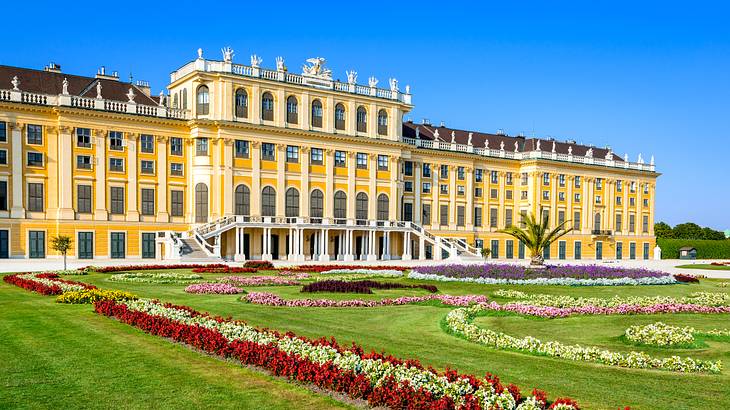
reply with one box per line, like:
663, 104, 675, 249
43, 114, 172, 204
409, 271, 677, 286
624, 322, 696, 347
244, 292, 488, 308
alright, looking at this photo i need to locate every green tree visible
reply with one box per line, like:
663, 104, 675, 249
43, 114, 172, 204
654, 221, 673, 239
498, 209, 571, 267
480, 247, 491, 260
672, 222, 703, 240
50, 235, 73, 270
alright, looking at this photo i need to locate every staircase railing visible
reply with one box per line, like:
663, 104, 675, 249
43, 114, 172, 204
193, 230, 221, 258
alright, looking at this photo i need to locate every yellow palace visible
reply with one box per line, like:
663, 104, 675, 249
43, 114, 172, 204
0, 48, 659, 262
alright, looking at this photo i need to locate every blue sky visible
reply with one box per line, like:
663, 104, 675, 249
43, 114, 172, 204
5, 1, 729, 229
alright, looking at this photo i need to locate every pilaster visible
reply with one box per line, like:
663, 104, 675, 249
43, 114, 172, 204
56, 126, 75, 219
126, 132, 139, 221
251, 141, 261, 216
9, 122, 25, 218
222, 138, 234, 216
156, 136, 169, 222
93, 129, 108, 220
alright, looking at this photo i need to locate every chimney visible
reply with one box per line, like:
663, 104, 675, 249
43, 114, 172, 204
96, 66, 120, 81
439, 121, 445, 127
44, 62, 62, 73
422, 118, 431, 125
135, 80, 151, 96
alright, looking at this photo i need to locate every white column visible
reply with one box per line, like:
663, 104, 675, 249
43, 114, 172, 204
287, 228, 294, 260
382, 231, 391, 260
419, 236, 426, 260
262, 228, 272, 261
402, 231, 412, 261
434, 237, 443, 260
344, 229, 354, 261
9, 123, 25, 218
318, 228, 329, 261
367, 229, 377, 261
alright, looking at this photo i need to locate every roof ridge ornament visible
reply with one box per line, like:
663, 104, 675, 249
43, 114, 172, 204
389, 78, 399, 92
197, 48, 204, 59
96, 81, 102, 99
251, 54, 263, 68
126, 87, 135, 103
346, 70, 357, 85
467, 132, 473, 146
11, 76, 19, 91
368, 76, 378, 88
275, 56, 286, 72
450, 131, 456, 144
62, 78, 69, 95
221, 47, 234, 63
302, 57, 332, 79
515, 141, 519, 152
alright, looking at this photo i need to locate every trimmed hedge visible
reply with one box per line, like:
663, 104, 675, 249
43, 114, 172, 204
658, 238, 730, 259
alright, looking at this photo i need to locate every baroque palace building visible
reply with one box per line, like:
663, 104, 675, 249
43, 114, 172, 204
0, 48, 659, 261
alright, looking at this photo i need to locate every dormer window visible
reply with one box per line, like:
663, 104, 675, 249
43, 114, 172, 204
235, 88, 248, 118
356, 106, 367, 133
196, 85, 209, 115
261, 92, 274, 121
286, 96, 298, 124
377, 109, 388, 135
311, 100, 323, 128
335, 103, 346, 130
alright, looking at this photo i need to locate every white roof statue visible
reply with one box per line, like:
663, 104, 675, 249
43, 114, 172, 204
11, 76, 19, 91
467, 132, 473, 146
221, 46, 234, 63
536, 140, 541, 151
624, 153, 629, 162
275, 56, 286, 72
126, 87, 136, 103
433, 129, 440, 141
302, 57, 332, 79
450, 131, 456, 144
197, 48, 203, 59
96, 81, 103, 99
389, 78, 399, 92
514, 141, 519, 152
638, 153, 644, 164
484, 139, 489, 149
415, 127, 420, 139
250, 54, 263, 68
62, 78, 69, 95
405, 85, 410, 94
500, 141, 505, 151
346, 70, 357, 84
368, 76, 378, 88
551, 141, 556, 153
605, 149, 613, 160
586, 148, 593, 158
568, 146, 573, 155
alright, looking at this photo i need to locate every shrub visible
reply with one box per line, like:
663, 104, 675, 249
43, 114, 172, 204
242, 260, 275, 269
673, 273, 700, 283
192, 266, 257, 274
658, 238, 730, 259
301, 280, 438, 294
281, 264, 409, 273
57, 289, 138, 304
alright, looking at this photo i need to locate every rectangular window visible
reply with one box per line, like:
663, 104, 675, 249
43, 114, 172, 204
109, 158, 124, 172
110, 186, 125, 214
456, 206, 465, 226
0, 121, 6, 142
196, 138, 209, 156
595, 195, 601, 204
27, 152, 43, 167
521, 190, 528, 200
140, 134, 154, 153
377, 155, 388, 170
422, 182, 431, 193
170, 137, 183, 156
617, 242, 623, 259
404, 161, 413, 176
596, 178, 603, 190
440, 165, 448, 179
404, 181, 413, 192
0, 149, 6, 165
558, 192, 565, 202
542, 190, 549, 200
643, 243, 650, 260
474, 207, 482, 227
335, 151, 346, 167
490, 208, 498, 228
457, 166, 465, 180
261, 143, 275, 161
629, 214, 636, 233
27, 124, 43, 145
0, 181, 7, 211
642, 215, 649, 233
356, 153, 367, 169
76, 128, 91, 148
630, 197, 636, 206
558, 241, 566, 260
422, 163, 431, 177
109, 131, 123, 150
170, 163, 183, 176
142, 232, 156, 259
574, 193, 581, 203
506, 240, 514, 259
76, 155, 92, 170
574, 241, 582, 260
491, 240, 499, 259
491, 189, 498, 199
403, 203, 413, 221
77, 232, 93, 259
27, 183, 43, 212
506, 172, 513, 185
286, 145, 299, 163
475, 169, 483, 182
475, 187, 482, 198
440, 205, 448, 226
309, 148, 323, 165
491, 170, 498, 184
77, 184, 92, 213
643, 198, 649, 207
457, 185, 465, 196
617, 180, 623, 192
505, 208, 513, 227
140, 188, 155, 215
422, 204, 431, 225
235, 140, 249, 158
520, 210, 527, 228
615, 214, 622, 232
616, 196, 622, 205
170, 190, 184, 216
110, 232, 126, 259
28, 231, 45, 258
140, 160, 155, 174
574, 176, 581, 188
520, 172, 528, 185
440, 184, 448, 194
558, 210, 565, 226
542, 172, 550, 185
573, 211, 581, 231
630, 242, 636, 260
630, 182, 636, 193
559, 174, 566, 187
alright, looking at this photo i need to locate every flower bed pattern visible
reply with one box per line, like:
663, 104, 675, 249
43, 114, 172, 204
192, 266, 258, 274
301, 280, 438, 294
219, 275, 307, 286
86, 263, 228, 273
56, 289, 138, 304
492, 289, 730, 308
281, 265, 409, 273
93, 298, 575, 409
411, 264, 676, 286
446, 304, 722, 373
624, 322, 695, 347
319, 269, 405, 276
244, 292, 489, 308
184, 283, 244, 294
3, 273, 96, 295
108, 272, 205, 284
243, 260, 275, 270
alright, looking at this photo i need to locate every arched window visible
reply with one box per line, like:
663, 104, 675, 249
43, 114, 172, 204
286, 96, 298, 124
356, 106, 367, 132
173, 94, 179, 109
261, 186, 276, 216
310, 189, 323, 218
234, 185, 250, 216
195, 183, 208, 223
335, 103, 346, 130
377, 109, 388, 136
235, 88, 248, 118
182, 89, 188, 110
196, 85, 209, 116
285, 188, 300, 217
261, 92, 274, 121
311, 99, 323, 128
334, 191, 347, 219
594, 213, 601, 231
356, 192, 368, 220
377, 194, 389, 221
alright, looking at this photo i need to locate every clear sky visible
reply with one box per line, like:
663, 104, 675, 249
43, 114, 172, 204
4, 1, 729, 230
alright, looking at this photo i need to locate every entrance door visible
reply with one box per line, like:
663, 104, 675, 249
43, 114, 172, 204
110, 232, 126, 259
271, 234, 279, 260
29, 231, 45, 258
378, 236, 384, 257
616, 242, 623, 260
518, 241, 525, 259
243, 234, 250, 259
0, 230, 8, 258
558, 241, 566, 260
629, 243, 636, 260
141, 233, 156, 259
596, 241, 603, 260
333, 235, 341, 259
78, 232, 94, 259
355, 236, 363, 260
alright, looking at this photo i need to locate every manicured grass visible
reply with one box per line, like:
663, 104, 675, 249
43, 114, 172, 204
0, 283, 350, 410
63, 270, 730, 410
676, 264, 730, 271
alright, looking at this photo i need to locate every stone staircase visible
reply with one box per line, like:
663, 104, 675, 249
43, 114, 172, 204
178, 238, 219, 261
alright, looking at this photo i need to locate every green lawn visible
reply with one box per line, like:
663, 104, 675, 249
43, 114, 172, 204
0, 283, 350, 410
676, 263, 730, 271
3, 269, 730, 409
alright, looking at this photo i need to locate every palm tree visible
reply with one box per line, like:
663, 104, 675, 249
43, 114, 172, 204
498, 209, 571, 267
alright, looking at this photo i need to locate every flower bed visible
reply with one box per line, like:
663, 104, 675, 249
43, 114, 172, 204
673, 274, 700, 283
184, 283, 244, 294
705, 328, 730, 337
219, 275, 307, 286
411, 264, 676, 286
624, 322, 695, 347
191, 266, 258, 274
281, 264, 409, 273
492, 289, 730, 308
3, 273, 96, 295
93, 297, 574, 409
243, 260, 275, 270
301, 280, 438, 294
319, 269, 404, 277
108, 272, 204, 284
446, 304, 722, 373
56, 289, 138, 304
86, 263, 227, 273
244, 292, 489, 308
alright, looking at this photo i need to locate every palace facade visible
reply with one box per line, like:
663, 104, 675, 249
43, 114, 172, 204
0, 49, 659, 261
